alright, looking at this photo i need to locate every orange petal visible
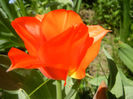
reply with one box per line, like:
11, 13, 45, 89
88, 25, 110, 43
7, 48, 41, 71
41, 9, 83, 40
39, 66, 68, 80
70, 40, 101, 78
70, 25, 109, 79
11, 17, 45, 56
39, 23, 93, 71
93, 81, 107, 99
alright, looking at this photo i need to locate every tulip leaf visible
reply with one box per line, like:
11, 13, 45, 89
0, 0, 17, 20
64, 78, 80, 99
119, 69, 133, 99
89, 75, 108, 86
22, 71, 56, 99
0, 55, 23, 90
3, 88, 30, 99
124, 86, 133, 99
119, 69, 133, 86
118, 42, 133, 73
0, 8, 16, 35
104, 47, 133, 99
0, 20, 10, 33
0, 54, 11, 67
103, 48, 124, 98
0, 54, 56, 99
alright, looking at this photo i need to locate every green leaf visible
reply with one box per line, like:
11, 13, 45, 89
2, 90, 18, 99
64, 78, 80, 99
4, 89, 30, 99
0, 55, 22, 90
89, 75, 107, 86
124, 86, 133, 99
104, 47, 133, 99
0, 54, 11, 68
23, 71, 56, 99
118, 42, 133, 72
0, 0, 13, 20
55, 0, 73, 6
64, 77, 74, 95
0, 20, 10, 33
0, 10, 18, 37
18, 0, 27, 16
119, 69, 133, 99
0, 0, 17, 20
0, 65, 23, 90
103, 48, 124, 98
108, 72, 124, 98
18, 89, 30, 99
119, 69, 133, 86
103, 48, 117, 89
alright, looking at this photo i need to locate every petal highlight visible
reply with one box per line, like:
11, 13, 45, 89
35, 14, 45, 21
41, 9, 83, 40
11, 17, 45, 56
88, 25, 109, 43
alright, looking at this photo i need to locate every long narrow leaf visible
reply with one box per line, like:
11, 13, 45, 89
118, 42, 133, 72
120, 0, 130, 42
0, 0, 14, 20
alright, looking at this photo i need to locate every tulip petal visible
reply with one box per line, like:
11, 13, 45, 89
7, 48, 41, 71
93, 81, 107, 99
70, 25, 109, 79
89, 25, 110, 43
11, 17, 44, 56
41, 9, 83, 40
39, 23, 93, 80
39, 66, 68, 80
70, 40, 101, 78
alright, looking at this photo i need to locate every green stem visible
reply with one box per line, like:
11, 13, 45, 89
29, 79, 50, 97
56, 80, 62, 99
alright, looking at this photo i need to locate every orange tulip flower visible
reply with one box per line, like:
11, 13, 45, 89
7, 9, 109, 81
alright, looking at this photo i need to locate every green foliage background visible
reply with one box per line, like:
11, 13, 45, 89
0, 0, 133, 99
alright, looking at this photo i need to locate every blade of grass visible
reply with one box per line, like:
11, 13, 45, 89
0, 0, 14, 20
17, 0, 26, 16
0, 11, 17, 36
74, 0, 82, 13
